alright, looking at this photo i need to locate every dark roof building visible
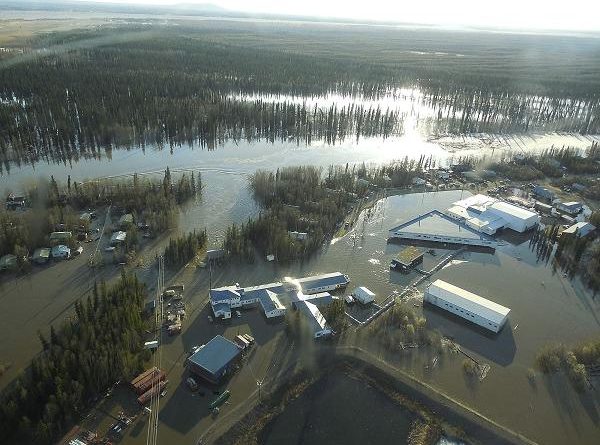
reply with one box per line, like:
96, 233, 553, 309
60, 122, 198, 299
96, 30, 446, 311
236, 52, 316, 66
187, 335, 242, 384
390, 246, 424, 271
532, 186, 555, 202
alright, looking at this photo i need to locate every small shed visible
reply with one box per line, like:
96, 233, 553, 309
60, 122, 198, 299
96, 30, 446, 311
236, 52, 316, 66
390, 246, 424, 272
352, 286, 375, 305
49, 231, 72, 243
288, 231, 308, 241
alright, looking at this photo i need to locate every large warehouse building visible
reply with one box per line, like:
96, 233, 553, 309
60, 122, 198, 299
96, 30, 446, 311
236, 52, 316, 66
187, 335, 242, 384
424, 279, 510, 333
446, 194, 539, 235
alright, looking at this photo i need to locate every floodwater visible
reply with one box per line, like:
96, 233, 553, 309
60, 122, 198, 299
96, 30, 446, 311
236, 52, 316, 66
0, 85, 600, 443
261, 372, 416, 445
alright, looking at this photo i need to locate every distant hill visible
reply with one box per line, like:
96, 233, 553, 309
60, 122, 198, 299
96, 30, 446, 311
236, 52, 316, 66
0, 0, 229, 15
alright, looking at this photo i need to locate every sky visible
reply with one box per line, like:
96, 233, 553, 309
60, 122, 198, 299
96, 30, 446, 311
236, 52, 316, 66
80, 0, 599, 32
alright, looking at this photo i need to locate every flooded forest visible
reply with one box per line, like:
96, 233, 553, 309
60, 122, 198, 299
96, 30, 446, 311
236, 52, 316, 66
0, 22, 599, 170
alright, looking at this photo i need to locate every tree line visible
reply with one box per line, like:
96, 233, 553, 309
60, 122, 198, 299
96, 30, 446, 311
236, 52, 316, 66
164, 229, 207, 268
224, 160, 429, 262
0, 273, 150, 444
1, 25, 598, 170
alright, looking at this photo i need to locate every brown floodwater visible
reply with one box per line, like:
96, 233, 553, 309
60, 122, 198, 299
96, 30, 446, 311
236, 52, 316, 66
0, 123, 599, 443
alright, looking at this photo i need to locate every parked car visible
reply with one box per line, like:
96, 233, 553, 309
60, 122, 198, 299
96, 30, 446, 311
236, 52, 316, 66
74, 246, 84, 256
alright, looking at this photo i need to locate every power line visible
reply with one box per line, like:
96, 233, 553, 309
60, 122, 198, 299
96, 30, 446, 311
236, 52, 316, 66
146, 255, 165, 445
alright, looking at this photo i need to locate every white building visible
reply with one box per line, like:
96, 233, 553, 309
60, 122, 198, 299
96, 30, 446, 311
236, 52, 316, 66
294, 300, 332, 339
352, 286, 375, 304
210, 282, 286, 319
293, 272, 350, 294
555, 201, 583, 216
424, 279, 510, 333
562, 221, 596, 238
446, 194, 539, 235
288, 231, 308, 241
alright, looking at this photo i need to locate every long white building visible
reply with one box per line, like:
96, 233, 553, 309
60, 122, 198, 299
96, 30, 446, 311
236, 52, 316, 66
292, 272, 350, 294
424, 279, 510, 333
446, 194, 539, 235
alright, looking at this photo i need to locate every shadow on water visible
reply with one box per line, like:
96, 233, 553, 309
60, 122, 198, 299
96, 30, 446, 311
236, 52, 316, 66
423, 303, 517, 367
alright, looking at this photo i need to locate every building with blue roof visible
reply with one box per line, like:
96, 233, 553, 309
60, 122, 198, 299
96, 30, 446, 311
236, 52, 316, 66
293, 272, 350, 295
187, 335, 242, 384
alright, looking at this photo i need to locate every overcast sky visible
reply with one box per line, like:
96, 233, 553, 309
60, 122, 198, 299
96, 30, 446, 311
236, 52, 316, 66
81, 0, 599, 32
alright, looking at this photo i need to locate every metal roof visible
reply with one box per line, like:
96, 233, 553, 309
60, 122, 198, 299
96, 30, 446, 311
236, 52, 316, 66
488, 201, 538, 221
187, 335, 241, 376
299, 292, 334, 307
210, 287, 241, 303
426, 279, 510, 324
296, 272, 349, 291
295, 300, 328, 334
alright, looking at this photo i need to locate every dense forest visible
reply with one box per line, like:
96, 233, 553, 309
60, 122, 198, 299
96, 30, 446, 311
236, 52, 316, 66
0, 273, 150, 444
223, 159, 429, 262
0, 23, 598, 168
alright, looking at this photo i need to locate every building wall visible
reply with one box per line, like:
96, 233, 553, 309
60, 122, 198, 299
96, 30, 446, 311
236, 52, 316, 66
424, 291, 506, 333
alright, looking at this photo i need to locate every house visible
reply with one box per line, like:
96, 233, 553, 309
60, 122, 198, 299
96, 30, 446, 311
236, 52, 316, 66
79, 212, 92, 223
110, 231, 127, 246
411, 177, 426, 186
51, 245, 71, 260
49, 231, 73, 244
32, 247, 51, 264
561, 222, 596, 238
424, 279, 510, 333
572, 183, 587, 193
352, 286, 375, 304
0, 254, 17, 271
6, 194, 26, 210
555, 201, 583, 216
187, 335, 242, 384
288, 231, 309, 241
356, 178, 370, 188
532, 186, 555, 202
